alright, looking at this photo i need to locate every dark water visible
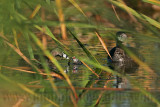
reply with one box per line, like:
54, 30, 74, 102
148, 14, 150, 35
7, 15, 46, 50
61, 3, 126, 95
0, 36, 160, 107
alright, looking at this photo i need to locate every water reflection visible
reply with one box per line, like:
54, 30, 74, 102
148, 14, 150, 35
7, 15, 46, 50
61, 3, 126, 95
64, 65, 81, 73
105, 60, 138, 90
2, 35, 160, 107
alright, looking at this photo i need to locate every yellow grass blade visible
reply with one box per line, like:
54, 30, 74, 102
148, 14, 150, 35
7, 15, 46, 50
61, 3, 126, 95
111, 4, 120, 21
81, 61, 100, 78
70, 93, 78, 107
29, 4, 41, 19
41, 8, 48, 50
55, 0, 67, 39
1, 65, 64, 79
12, 29, 19, 49
68, 0, 87, 17
0, 31, 9, 41
95, 31, 112, 60
13, 97, 25, 107
143, 0, 160, 6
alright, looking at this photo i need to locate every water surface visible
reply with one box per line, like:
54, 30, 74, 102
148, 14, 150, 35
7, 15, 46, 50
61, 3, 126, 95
0, 35, 160, 107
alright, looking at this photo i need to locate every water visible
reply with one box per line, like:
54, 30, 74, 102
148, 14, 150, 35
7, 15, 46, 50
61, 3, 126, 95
0, 35, 160, 107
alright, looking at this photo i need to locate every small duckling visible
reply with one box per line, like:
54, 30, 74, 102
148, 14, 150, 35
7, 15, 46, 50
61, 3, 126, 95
51, 48, 69, 59
68, 56, 82, 66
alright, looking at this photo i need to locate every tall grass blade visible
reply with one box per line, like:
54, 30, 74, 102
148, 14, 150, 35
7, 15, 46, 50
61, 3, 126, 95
68, 0, 86, 17
67, 28, 100, 65
12, 29, 19, 49
43, 26, 72, 56
1, 65, 64, 79
29, 4, 41, 19
81, 61, 99, 78
95, 31, 112, 60
55, 0, 67, 39
143, 0, 160, 6
23, 32, 34, 59
141, 14, 160, 30
46, 0, 51, 4
70, 92, 78, 107
95, 91, 105, 106
111, 4, 120, 21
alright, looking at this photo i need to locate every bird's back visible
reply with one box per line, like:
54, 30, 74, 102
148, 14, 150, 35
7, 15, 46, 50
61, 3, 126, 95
108, 47, 134, 63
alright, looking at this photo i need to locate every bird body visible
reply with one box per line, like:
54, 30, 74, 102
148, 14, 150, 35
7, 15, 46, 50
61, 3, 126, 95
108, 46, 134, 63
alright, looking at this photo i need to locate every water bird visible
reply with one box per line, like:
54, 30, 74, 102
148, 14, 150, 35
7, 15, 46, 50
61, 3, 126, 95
50, 49, 83, 68
108, 32, 135, 63
51, 48, 69, 59
107, 32, 141, 73
68, 56, 83, 65
50, 48, 82, 65
19, 48, 82, 74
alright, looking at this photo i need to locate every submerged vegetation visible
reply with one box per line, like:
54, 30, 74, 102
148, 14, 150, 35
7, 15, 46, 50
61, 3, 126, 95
0, 0, 160, 106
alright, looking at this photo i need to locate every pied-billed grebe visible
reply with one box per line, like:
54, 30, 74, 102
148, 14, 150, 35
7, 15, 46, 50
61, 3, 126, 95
108, 32, 135, 63
107, 32, 142, 73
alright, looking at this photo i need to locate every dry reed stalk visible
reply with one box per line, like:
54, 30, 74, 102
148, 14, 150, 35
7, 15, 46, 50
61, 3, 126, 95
29, 4, 41, 19
12, 29, 20, 49
56, 0, 67, 40
1, 65, 64, 79
81, 61, 100, 78
70, 93, 78, 107
111, 4, 121, 21
95, 31, 112, 60
12, 97, 26, 107
95, 91, 105, 106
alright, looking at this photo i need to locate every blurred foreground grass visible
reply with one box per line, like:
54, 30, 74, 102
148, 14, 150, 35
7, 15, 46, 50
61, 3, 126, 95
0, 0, 160, 106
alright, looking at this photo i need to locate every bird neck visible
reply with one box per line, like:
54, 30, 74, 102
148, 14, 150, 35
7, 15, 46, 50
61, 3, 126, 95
116, 41, 122, 48
116, 40, 129, 48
